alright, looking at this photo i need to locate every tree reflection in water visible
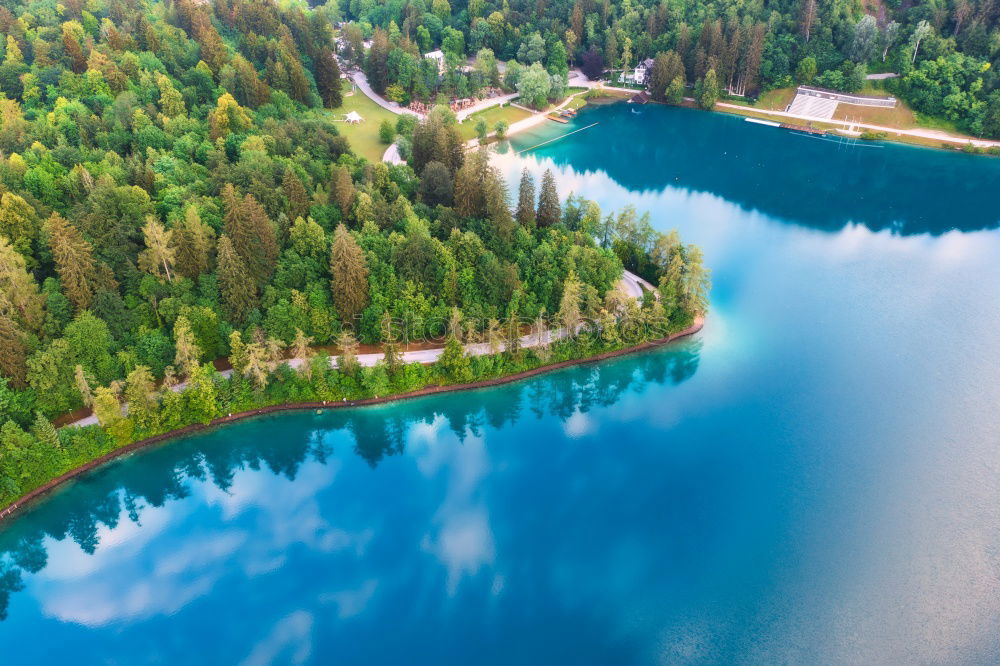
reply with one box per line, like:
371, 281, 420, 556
0, 341, 700, 620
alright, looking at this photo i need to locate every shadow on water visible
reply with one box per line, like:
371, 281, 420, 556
512, 104, 1000, 235
0, 341, 701, 620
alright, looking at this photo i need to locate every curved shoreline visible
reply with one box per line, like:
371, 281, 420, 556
0, 318, 703, 525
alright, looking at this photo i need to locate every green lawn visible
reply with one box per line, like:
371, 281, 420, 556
329, 79, 400, 162
457, 104, 532, 140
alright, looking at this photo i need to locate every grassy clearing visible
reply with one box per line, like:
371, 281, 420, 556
753, 87, 796, 111
457, 104, 532, 140
328, 79, 400, 162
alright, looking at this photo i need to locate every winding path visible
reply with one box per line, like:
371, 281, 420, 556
67, 270, 657, 429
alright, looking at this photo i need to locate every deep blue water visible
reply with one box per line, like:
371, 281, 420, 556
1, 103, 999, 664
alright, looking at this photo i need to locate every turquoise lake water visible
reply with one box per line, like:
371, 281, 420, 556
2, 103, 1000, 663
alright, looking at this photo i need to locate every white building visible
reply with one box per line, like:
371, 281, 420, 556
424, 49, 446, 75
634, 58, 654, 86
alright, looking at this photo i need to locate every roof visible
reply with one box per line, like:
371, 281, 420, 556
345, 111, 363, 122
424, 50, 445, 59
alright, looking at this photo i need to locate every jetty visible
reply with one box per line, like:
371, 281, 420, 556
780, 122, 826, 135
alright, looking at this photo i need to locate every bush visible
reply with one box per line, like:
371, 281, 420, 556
378, 119, 395, 144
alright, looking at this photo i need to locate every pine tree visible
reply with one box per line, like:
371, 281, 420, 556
0, 235, 43, 332
173, 315, 203, 378
0, 314, 28, 388
315, 47, 344, 108
138, 216, 176, 282
124, 365, 158, 429
74, 364, 94, 407
173, 206, 215, 279
365, 28, 390, 93
536, 169, 561, 227
0, 192, 39, 260
222, 184, 278, 285
558, 271, 582, 336
228, 331, 248, 375
331, 166, 356, 219
45, 213, 101, 311
336, 328, 360, 376
330, 224, 370, 323
32, 412, 61, 452
379, 312, 402, 375
242, 339, 270, 390
290, 328, 314, 378
283, 169, 311, 222
217, 235, 256, 324
516, 168, 536, 227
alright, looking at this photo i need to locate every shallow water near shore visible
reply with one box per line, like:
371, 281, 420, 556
2, 103, 1000, 664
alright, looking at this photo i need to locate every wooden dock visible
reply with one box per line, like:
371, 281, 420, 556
780, 122, 826, 135
547, 115, 569, 124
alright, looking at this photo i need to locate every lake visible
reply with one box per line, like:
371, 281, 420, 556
1, 102, 999, 664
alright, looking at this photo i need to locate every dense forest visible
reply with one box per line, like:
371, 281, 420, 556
0, 0, 707, 508
344, 0, 999, 137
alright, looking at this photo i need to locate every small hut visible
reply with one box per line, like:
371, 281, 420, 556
630, 91, 650, 104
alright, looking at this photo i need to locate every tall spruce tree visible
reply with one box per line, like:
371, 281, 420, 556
0, 314, 28, 388
315, 47, 344, 108
44, 213, 101, 311
331, 166, 356, 219
172, 206, 215, 279
222, 184, 278, 285
516, 168, 536, 227
0, 235, 43, 331
216, 235, 256, 324
330, 224, 370, 323
536, 169, 561, 227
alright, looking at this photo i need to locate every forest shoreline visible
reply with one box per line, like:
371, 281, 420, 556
0, 317, 704, 526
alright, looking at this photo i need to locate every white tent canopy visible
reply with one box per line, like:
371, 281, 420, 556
345, 111, 363, 124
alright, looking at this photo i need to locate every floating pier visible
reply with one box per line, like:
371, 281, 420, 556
780, 122, 827, 135
516, 122, 599, 154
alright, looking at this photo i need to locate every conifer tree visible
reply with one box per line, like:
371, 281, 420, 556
45, 213, 101, 311
222, 184, 278, 285
558, 271, 583, 336
536, 169, 561, 227
0, 192, 39, 260
228, 330, 248, 375
315, 47, 344, 108
124, 365, 158, 429
173, 315, 203, 378
516, 168, 536, 227
32, 412, 61, 452
0, 235, 43, 331
330, 224, 369, 323
331, 166, 356, 218
379, 311, 402, 375
291, 329, 314, 378
138, 216, 176, 282
0, 314, 28, 388
217, 235, 256, 324
283, 169, 311, 222
242, 340, 270, 390
74, 364, 94, 407
336, 328, 360, 376
173, 206, 215, 279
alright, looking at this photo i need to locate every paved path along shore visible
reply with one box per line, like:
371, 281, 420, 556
67, 271, 657, 428
714, 100, 1000, 148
